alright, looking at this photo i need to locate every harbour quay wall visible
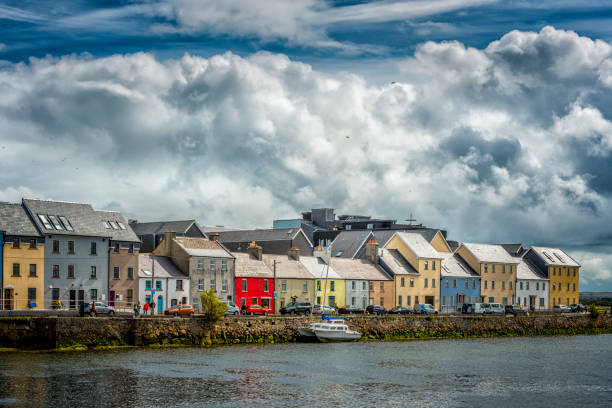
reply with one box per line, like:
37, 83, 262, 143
0, 314, 611, 350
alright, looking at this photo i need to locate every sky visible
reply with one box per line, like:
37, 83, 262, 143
0, 0, 612, 291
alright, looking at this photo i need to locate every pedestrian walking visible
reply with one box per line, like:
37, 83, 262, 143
143, 302, 149, 316
90, 301, 96, 317
134, 301, 141, 317
151, 301, 156, 315
241, 303, 247, 316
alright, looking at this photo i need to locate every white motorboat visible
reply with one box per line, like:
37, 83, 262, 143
297, 319, 346, 338
314, 322, 361, 342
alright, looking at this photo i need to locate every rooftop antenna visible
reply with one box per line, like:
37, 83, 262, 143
405, 212, 417, 226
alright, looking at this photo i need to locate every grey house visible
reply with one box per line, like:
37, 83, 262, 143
216, 228, 313, 255
129, 220, 207, 252
23, 199, 112, 309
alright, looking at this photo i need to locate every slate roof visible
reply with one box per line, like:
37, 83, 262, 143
96, 210, 140, 242
329, 230, 373, 258
371, 230, 397, 248
461, 243, 518, 264
175, 237, 234, 259
262, 254, 314, 279
131, 220, 204, 236
0, 203, 40, 236
415, 228, 441, 243
395, 232, 442, 259
300, 222, 324, 244
330, 258, 392, 281
23, 198, 109, 237
501, 244, 525, 257
516, 257, 548, 280
233, 253, 274, 278
529, 246, 580, 267
300, 256, 342, 279
439, 252, 479, 278
217, 228, 309, 244
379, 248, 418, 276
138, 254, 187, 279
447, 240, 460, 252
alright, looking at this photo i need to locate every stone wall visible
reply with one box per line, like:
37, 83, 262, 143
1, 314, 611, 351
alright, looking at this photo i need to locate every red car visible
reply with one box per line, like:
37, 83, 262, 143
246, 304, 271, 316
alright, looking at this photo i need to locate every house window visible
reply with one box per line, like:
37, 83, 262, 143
366, 223, 373, 229
567, 269, 570, 277
510, 281, 513, 289
303, 282, 308, 293
351, 281, 356, 290
53, 240, 60, 253
453, 279, 457, 288
345, 225, 351, 230
567, 283, 570, 291
263, 279, 269, 292
368, 281, 373, 291
351, 296, 356, 306
114, 243, 120, 253
146, 280, 152, 290
432, 279, 435, 288
330, 281, 335, 292
473, 280, 476, 289
197, 259, 203, 269
492, 264, 496, 273
90, 289, 98, 301
38, 214, 53, 230
176, 280, 183, 291
442, 296, 446, 306
424, 261, 429, 270
401, 277, 405, 287
489, 297, 494, 303
52, 265, 60, 278
526, 282, 530, 290
210, 259, 216, 270
67, 265, 75, 279
52, 288, 60, 301
156, 280, 162, 291
415, 296, 419, 304
450, 297, 454, 306
502, 281, 506, 289
379, 297, 384, 307
398, 295, 403, 306
28, 288, 36, 305
128, 244, 134, 253
90, 266, 97, 279
445, 280, 449, 288
484, 280, 488, 289
281, 280, 287, 292
536, 282, 539, 291
424, 278, 428, 288
573, 283, 576, 291
491, 281, 495, 289
432, 261, 436, 270
410, 278, 414, 287
113, 267, 120, 279
502, 297, 508, 305
12, 263, 20, 277
68, 240, 74, 254
126, 289, 133, 306
540, 298, 544, 307
317, 280, 321, 291
573, 269, 576, 277
242, 279, 247, 292
198, 279, 204, 291
362, 281, 366, 290
520, 282, 523, 290
222, 279, 228, 292
380, 282, 384, 292
407, 296, 411, 305
329, 296, 336, 306
90, 242, 97, 255
222, 260, 227, 270
29, 239, 36, 249
127, 267, 134, 279
29, 264, 37, 277
465, 280, 469, 289
252, 297, 258, 306
502, 265, 506, 273
13, 237, 20, 248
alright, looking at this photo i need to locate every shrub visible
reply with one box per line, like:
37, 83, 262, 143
199, 288, 228, 322
588, 304, 600, 319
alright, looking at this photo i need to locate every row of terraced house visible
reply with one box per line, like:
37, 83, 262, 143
0, 201, 580, 313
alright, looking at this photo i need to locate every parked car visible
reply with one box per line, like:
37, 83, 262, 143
474, 303, 490, 314
489, 303, 505, 314
389, 306, 412, 315
414, 303, 438, 315
570, 304, 585, 313
505, 304, 528, 316
553, 305, 571, 313
366, 305, 387, 315
338, 305, 364, 314
246, 304, 271, 316
461, 303, 474, 314
79, 302, 115, 316
223, 300, 239, 316
165, 304, 195, 316
280, 301, 312, 315
312, 304, 337, 315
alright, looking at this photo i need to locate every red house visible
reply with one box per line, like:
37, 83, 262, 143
234, 244, 275, 313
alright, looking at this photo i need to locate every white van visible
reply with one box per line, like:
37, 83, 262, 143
489, 303, 505, 314
474, 303, 490, 314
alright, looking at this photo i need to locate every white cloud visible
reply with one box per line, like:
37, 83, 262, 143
0, 26, 612, 288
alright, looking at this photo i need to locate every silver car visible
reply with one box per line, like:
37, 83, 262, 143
223, 300, 240, 315
312, 304, 337, 315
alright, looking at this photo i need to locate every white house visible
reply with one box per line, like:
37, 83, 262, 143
138, 254, 190, 314
515, 256, 549, 310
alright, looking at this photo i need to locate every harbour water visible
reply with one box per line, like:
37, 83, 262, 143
0, 335, 610, 407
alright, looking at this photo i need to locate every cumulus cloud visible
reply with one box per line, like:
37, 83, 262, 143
0, 26, 611, 288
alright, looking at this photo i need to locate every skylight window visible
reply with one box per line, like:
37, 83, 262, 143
48, 215, 63, 230
38, 214, 53, 230
553, 252, 565, 262
542, 251, 555, 263
336, 251, 343, 257
109, 221, 119, 230
58, 216, 73, 231
103, 221, 111, 229
142, 269, 152, 276
117, 221, 127, 230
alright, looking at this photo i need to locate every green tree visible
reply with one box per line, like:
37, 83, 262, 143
200, 288, 228, 321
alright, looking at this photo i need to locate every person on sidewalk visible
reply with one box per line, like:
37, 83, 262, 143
143, 302, 149, 316
134, 301, 141, 317
150, 301, 156, 316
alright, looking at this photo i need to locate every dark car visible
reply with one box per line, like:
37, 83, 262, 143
504, 304, 528, 316
338, 305, 364, 314
570, 304, 585, 313
461, 303, 474, 314
79, 302, 115, 316
389, 306, 412, 315
366, 305, 387, 315
280, 301, 312, 315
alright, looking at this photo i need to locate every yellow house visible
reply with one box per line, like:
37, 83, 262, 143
456, 243, 518, 305
300, 255, 345, 308
420, 229, 453, 253
263, 252, 315, 314
1, 203, 45, 310
383, 232, 443, 309
524, 246, 580, 308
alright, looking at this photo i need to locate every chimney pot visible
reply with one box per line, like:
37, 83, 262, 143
366, 240, 379, 264
247, 241, 263, 260
288, 247, 300, 261
208, 232, 219, 241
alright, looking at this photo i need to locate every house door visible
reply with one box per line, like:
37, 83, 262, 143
530, 295, 536, 309
425, 296, 435, 305
457, 294, 466, 305
109, 291, 116, 307
3, 289, 13, 310
78, 290, 85, 308
69, 290, 76, 309
157, 295, 163, 313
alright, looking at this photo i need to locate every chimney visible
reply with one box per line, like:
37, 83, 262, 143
154, 230, 176, 256
208, 232, 219, 241
365, 240, 379, 263
288, 247, 300, 261
247, 241, 263, 260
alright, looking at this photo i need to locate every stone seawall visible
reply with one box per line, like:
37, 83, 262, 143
1, 314, 611, 351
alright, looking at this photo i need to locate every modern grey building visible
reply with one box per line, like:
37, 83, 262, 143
129, 220, 207, 252
23, 199, 113, 309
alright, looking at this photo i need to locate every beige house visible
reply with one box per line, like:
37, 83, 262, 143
263, 249, 315, 314
456, 243, 519, 305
